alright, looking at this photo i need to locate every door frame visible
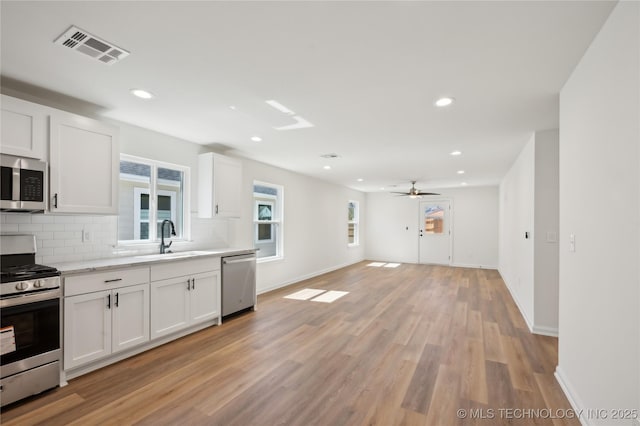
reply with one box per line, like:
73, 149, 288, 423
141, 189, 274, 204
417, 198, 453, 265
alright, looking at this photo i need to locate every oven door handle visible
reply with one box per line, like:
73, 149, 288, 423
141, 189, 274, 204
0, 289, 61, 308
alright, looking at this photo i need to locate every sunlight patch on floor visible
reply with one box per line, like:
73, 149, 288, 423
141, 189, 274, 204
283, 288, 326, 300
310, 290, 349, 303
368, 262, 401, 268
283, 288, 349, 303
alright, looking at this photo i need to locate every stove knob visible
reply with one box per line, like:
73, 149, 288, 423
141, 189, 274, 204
15, 282, 29, 291
34, 280, 44, 288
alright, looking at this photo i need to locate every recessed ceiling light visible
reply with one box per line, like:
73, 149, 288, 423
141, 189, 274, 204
130, 89, 154, 99
435, 97, 454, 107
357, 178, 364, 182
323, 165, 331, 170
250, 136, 262, 142
450, 150, 462, 156
457, 170, 465, 174
229, 105, 237, 111
461, 182, 468, 186
380, 187, 385, 190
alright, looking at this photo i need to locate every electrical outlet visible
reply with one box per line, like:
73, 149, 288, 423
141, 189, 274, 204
569, 234, 575, 252
82, 228, 91, 243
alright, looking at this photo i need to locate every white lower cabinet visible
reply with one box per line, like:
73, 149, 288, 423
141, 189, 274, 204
64, 283, 149, 370
150, 270, 220, 339
64, 290, 111, 369
112, 284, 150, 353
63, 257, 221, 376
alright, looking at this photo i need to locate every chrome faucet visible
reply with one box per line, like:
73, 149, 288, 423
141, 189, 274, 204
160, 219, 176, 254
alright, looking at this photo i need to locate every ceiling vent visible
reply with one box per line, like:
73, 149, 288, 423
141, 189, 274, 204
54, 26, 129, 65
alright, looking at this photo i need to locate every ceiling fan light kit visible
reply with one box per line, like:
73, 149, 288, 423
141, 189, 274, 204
391, 181, 440, 197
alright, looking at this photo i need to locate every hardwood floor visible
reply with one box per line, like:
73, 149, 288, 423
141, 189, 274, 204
1, 262, 578, 425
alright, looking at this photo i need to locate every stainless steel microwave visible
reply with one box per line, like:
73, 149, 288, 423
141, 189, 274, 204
0, 154, 47, 212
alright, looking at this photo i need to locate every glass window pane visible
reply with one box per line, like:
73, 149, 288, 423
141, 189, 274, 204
348, 223, 355, 244
158, 167, 183, 238
119, 160, 151, 241
253, 182, 283, 259
157, 194, 171, 211
140, 222, 149, 240
424, 205, 445, 234
256, 224, 277, 258
348, 202, 356, 221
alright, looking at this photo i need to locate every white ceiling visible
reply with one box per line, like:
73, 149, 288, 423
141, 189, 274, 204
0, 1, 615, 192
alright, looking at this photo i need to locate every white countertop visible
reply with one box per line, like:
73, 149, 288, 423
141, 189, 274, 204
51, 247, 256, 275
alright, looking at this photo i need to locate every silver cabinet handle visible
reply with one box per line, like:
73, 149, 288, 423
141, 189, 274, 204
186, 278, 191, 291
53, 193, 58, 209
104, 278, 123, 283
192, 278, 195, 289
107, 294, 111, 309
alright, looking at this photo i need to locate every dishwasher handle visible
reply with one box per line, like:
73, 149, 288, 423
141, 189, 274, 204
223, 256, 256, 265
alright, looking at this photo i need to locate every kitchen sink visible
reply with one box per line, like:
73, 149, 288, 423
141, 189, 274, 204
135, 250, 211, 260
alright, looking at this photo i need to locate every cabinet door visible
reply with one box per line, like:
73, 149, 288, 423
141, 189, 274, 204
150, 277, 190, 339
213, 155, 242, 217
198, 153, 242, 218
0, 95, 47, 159
64, 290, 112, 369
112, 284, 150, 353
190, 271, 220, 324
49, 112, 119, 214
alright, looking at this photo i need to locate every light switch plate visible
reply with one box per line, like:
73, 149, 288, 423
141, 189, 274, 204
569, 234, 575, 252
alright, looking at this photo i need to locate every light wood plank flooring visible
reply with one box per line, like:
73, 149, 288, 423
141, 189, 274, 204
1, 262, 577, 425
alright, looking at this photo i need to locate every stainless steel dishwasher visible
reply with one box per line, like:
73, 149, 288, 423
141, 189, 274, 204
221, 253, 257, 317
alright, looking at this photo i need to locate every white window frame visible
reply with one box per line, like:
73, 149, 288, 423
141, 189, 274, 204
348, 200, 359, 247
119, 154, 191, 245
253, 181, 284, 262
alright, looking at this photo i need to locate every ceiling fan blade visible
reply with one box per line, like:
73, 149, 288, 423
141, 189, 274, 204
390, 191, 410, 195
417, 192, 440, 196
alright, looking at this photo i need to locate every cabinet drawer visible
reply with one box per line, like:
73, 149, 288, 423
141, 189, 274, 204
150, 257, 220, 282
64, 267, 150, 297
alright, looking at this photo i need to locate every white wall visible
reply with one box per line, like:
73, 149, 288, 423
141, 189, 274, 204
365, 186, 499, 268
499, 136, 535, 326
533, 129, 559, 334
230, 158, 366, 294
499, 129, 560, 335
556, 2, 639, 423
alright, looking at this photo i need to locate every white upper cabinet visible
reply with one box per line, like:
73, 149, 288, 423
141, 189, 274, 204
49, 111, 119, 214
0, 95, 47, 159
198, 152, 242, 218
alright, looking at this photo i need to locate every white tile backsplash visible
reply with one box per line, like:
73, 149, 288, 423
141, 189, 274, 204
1, 212, 229, 264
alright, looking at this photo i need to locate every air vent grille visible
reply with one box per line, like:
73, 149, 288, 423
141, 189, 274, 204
54, 26, 129, 65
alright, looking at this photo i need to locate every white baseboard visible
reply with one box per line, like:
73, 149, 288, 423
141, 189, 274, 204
497, 268, 560, 337
498, 268, 534, 333
450, 262, 498, 270
555, 366, 589, 426
257, 258, 364, 295
531, 325, 559, 337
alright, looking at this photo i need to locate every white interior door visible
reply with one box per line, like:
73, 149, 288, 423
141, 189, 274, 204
419, 200, 451, 265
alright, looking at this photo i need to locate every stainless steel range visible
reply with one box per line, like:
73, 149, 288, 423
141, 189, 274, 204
0, 234, 61, 407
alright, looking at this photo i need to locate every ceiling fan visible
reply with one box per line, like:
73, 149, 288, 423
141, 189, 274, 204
391, 181, 440, 198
